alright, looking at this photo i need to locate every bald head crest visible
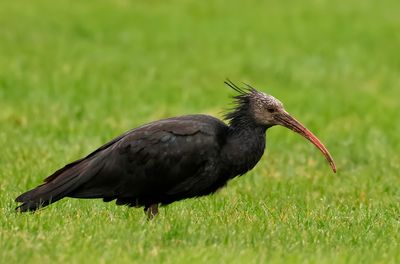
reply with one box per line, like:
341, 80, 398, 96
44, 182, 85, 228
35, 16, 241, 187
224, 80, 284, 126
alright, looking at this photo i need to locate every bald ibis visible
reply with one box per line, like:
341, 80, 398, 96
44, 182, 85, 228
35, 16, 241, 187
15, 81, 336, 218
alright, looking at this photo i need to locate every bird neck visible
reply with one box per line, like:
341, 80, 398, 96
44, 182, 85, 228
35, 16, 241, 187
222, 122, 268, 177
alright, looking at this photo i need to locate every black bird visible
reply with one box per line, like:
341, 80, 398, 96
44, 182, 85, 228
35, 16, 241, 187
15, 81, 336, 218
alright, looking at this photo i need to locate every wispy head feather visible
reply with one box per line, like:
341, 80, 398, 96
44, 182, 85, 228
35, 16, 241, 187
224, 79, 247, 95
224, 80, 258, 127
223, 80, 282, 128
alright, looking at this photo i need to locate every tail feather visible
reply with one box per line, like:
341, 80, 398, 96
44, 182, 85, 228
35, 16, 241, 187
15, 158, 100, 212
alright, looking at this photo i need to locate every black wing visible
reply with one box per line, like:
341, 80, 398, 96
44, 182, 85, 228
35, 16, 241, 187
15, 115, 228, 211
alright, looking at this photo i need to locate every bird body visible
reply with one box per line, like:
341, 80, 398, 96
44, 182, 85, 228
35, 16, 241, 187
16, 114, 265, 212
16, 81, 336, 217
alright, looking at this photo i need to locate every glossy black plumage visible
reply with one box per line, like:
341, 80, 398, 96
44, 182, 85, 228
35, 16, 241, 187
15, 113, 266, 213
15, 81, 336, 215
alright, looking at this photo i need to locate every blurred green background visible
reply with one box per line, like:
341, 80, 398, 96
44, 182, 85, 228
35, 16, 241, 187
1, 0, 399, 263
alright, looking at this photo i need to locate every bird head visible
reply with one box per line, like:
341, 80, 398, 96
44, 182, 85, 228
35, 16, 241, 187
225, 80, 336, 173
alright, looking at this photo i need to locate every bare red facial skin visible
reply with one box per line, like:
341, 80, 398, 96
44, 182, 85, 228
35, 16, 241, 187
275, 112, 336, 173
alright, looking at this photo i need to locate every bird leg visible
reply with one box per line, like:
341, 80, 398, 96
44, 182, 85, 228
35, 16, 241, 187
145, 204, 159, 219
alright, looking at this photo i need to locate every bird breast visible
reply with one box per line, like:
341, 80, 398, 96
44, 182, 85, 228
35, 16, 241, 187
221, 127, 266, 177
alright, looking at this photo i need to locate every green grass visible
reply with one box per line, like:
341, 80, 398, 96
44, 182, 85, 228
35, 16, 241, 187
1, 0, 400, 263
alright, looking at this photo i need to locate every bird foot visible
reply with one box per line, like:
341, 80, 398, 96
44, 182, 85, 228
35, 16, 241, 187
145, 204, 159, 220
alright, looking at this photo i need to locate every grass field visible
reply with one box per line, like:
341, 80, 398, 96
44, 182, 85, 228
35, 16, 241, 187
1, 0, 400, 263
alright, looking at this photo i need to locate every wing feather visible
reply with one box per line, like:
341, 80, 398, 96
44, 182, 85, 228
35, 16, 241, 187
15, 114, 228, 211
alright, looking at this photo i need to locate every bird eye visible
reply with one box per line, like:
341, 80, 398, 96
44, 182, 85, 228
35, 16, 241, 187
267, 108, 275, 113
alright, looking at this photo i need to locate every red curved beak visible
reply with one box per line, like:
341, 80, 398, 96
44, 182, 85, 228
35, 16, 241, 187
275, 111, 337, 173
